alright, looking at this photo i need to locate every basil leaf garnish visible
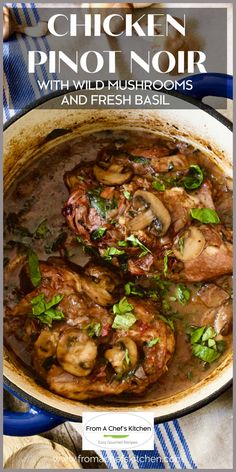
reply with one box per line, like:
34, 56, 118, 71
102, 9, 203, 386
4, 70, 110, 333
91, 227, 107, 240
35, 219, 49, 239
103, 247, 125, 261
146, 338, 160, 347
152, 180, 165, 191
127, 235, 151, 257
31, 293, 64, 326
87, 189, 117, 219
86, 322, 101, 337
190, 326, 205, 344
187, 325, 226, 363
124, 282, 144, 297
176, 284, 191, 305
28, 249, 41, 287
112, 297, 136, 330
183, 165, 203, 190
112, 313, 137, 330
192, 344, 220, 363
190, 208, 220, 224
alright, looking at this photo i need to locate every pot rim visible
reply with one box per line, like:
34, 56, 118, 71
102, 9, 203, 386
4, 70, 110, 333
3, 375, 232, 423
3, 84, 233, 422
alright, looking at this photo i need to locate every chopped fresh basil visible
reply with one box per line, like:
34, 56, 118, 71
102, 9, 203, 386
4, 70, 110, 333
183, 165, 204, 190
31, 293, 64, 326
158, 314, 175, 331
123, 190, 132, 200
176, 284, 191, 305
87, 189, 106, 218
87, 189, 117, 219
124, 282, 144, 297
91, 227, 107, 240
86, 322, 101, 337
28, 249, 41, 287
112, 297, 136, 329
190, 208, 220, 224
201, 326, 217, 342
161, 175, 179, 188
152, 179, 165, 191
208, 338, 216, 348
45, 294, 64, 309
124, 348, 130, 366
163, 250, 173, 275
76, 236, 100, 258
146, 289, 158, 301
127, 235, 151, 257
187, 325, 225, 363
35, 219, 49, 239
128, 155, 149, 165
113, 297, 133, 316
118, 240, 128, 247
124, 281, 165, 301
190, 326, 205, 344
146, 338, 160, 347
112, 312, 136, 329
162, 299, 170, 311
192, 344, 220, 363
178, 236, 185, 255
152, 276, 171, 296
103, 247, 125, 261
31, 294, 45, 316
46, 232, 68, 254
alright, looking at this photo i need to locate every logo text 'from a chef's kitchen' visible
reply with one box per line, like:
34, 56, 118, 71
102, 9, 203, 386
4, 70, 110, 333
82, 412, 154, 450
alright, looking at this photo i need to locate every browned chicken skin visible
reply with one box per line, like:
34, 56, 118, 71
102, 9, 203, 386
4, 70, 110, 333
5, 262, 175, 400
4, 135, 232, 403
63, 145, 233, 282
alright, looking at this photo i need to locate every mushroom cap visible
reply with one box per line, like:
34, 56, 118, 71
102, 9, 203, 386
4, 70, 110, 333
173, 226, 206, 262
94, 163, 133, 185
130, 190, 171, 236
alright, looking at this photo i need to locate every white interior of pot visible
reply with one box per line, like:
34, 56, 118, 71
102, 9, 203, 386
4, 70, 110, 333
4, 99, 233, 417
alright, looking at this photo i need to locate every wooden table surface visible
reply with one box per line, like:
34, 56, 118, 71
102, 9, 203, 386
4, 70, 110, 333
3, 391, 107, 469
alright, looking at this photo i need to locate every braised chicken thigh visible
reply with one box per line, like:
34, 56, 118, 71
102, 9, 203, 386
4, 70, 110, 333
5, 262, 174, 400
63, 141, 232, 281
4, 129, 232, 402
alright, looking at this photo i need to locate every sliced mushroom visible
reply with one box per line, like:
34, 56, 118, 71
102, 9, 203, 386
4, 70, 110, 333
129, 190, 171, 235
93, 163, 133, 185
105, 337, 138, 374
84, 263, 121, 300
129, 209, 154, 232
173, 226, 205, 262
57, 328, 97, 377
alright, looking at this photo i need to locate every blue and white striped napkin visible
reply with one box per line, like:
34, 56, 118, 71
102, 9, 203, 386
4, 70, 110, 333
3, 3, 233, 469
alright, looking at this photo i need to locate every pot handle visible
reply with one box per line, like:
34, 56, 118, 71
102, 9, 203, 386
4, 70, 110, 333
4, 389, 64, 436
180, 73, 233, 100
